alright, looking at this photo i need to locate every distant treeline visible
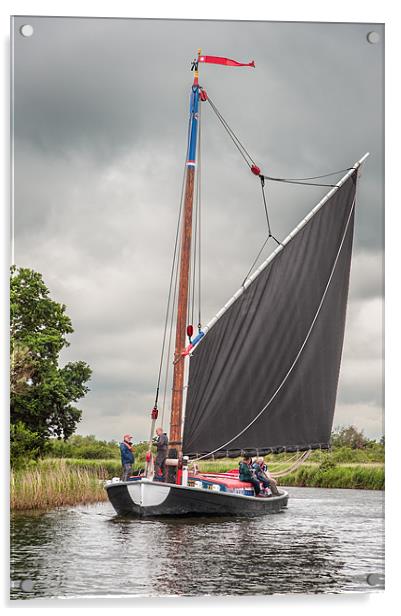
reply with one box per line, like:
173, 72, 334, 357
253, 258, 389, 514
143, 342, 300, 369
11, 425, 383, 471
42, 425, 383, 464
44, 435, 150, 462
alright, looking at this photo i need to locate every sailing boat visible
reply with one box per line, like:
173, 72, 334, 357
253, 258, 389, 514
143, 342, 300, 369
105, 51, 369, 517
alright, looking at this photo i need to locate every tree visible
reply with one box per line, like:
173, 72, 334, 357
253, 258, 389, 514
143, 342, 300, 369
10, 342, 35, 395
45, 435, 120, 460
10, 266, 92, 462
10, 422, 43, 469
330, 425, 369, 449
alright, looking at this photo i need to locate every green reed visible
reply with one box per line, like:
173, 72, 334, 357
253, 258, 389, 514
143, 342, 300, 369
10, 454, 384, 511
276, 464, 384, 490
197, 458, 384, 490
10, 459, 111, 511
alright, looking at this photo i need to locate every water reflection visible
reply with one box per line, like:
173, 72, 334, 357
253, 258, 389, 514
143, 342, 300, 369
10, 487, 384, 599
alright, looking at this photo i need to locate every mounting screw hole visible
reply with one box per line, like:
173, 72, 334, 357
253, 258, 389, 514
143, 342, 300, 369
367, 573, 381, 586
19, 24, 34, 37
367, 31, 380, 44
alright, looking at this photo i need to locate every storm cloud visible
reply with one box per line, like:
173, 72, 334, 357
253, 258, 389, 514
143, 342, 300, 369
12, 17, 384, 441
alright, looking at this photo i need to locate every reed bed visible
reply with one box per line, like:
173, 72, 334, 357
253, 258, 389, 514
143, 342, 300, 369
40, 457, 122, 477
277, 464, 384, 490
11, 455, 384, 511
197, 459, 384, 490
10, 460, 109, 511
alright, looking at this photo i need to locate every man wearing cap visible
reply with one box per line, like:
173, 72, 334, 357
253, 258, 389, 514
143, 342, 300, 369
120, 434, 135, 481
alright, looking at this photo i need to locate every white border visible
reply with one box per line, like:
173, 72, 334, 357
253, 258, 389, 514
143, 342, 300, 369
1, 2, 397, 614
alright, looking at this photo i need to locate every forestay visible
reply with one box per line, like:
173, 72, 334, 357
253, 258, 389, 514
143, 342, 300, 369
182, 172, 358, 458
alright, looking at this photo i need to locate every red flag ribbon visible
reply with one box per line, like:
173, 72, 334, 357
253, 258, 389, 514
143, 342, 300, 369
198, 55, 255, 68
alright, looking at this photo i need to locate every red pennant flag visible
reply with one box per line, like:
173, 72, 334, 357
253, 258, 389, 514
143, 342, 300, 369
198, 55, 255, 68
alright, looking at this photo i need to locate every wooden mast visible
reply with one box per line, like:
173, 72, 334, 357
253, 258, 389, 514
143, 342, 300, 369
169, 52, 201, 449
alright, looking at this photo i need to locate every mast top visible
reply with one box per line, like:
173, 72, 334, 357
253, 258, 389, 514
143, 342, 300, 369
193, 49, 201, 85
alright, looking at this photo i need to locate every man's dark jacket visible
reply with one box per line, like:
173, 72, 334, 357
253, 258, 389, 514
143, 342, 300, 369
239, 461, 254, 482
156, 433, 168, 458
120, 442, 134, 465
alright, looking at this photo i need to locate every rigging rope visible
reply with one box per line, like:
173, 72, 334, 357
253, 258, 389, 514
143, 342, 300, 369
267, 169, 354, 181
197, 102, 202, 330
206, 89, 354, 190
260, 178, 282, 245
204, 89, 352, 286
190, 193, 357, 462
267, 449, 307, 466
269, 450, 312, 478
241, 179, 282, 285
206, 94, 255, 169
260, 177, 272, 234
155, 171, 184, 410
264, 176, 337, 188
205, 91, 282, 280
242, 234, 271, 285
206, 91, 351, 188
161, 240, 181, 426
157, 115, 192, 425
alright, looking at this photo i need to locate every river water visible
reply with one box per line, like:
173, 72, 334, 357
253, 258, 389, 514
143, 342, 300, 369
10, 487, 384, 599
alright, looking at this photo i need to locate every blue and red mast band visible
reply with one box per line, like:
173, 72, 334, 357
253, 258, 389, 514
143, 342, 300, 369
186, 58, 201, 168
187, 50, 255, 170
182, 51, 255, 357
182, 57, 203, 355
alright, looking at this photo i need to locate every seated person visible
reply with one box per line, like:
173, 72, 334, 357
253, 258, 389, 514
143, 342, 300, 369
239, 455, 263, 497
253, 457, 280, 495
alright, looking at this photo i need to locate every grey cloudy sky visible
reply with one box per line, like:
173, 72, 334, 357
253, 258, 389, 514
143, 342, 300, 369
12, 16, 384, 443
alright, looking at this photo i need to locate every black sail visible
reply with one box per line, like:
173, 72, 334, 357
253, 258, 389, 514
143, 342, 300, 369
182, 173, 357, 458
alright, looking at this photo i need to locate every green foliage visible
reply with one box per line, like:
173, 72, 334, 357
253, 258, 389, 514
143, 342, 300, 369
332, 446, 384, 463
278, 464, 384, 490
38, 457, 122, 478
330, 425, 372, 449
132, 441, 152, 463
318, 456, 337, 472
10, 266, 92, 464
11, 460, 108, 510
45, 434, 120, 460
10, 266, 73, 359
10, 342, 35, 395
10, 422, 43, 469
308, 446, 383, 464
44, 436, 150, 463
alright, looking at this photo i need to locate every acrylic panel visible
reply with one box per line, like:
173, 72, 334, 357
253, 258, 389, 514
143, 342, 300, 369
10, 16, 384, 598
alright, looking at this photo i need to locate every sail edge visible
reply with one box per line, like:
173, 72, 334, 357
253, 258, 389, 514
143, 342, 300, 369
195, 153, 369, 349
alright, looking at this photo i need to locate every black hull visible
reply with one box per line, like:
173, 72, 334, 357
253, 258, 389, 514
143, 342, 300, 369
105, 479, 289, 517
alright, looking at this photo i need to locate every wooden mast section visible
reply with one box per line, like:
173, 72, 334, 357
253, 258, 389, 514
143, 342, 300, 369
169, 53, 201, 449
